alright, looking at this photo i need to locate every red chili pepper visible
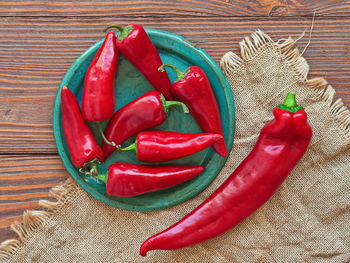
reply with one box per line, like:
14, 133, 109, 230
104, 24, 173, 100
82, 32, 118, 122
102, 91, 188, 160
140, 93, 312, 256
119, 131, 222, 163
159, 64, 227, 157
96, 163, 204, 197
61, 86, 103, 168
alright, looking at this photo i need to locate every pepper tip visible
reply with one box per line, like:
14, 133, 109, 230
139, 242, 149, 257
212, 139, 228, 157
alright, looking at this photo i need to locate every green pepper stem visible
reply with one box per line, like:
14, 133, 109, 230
96, 122, 118, 148
96, 173, 108, 183
158, 64, 188, 82
79, 158, 100, 177
278, 92, 304, 113
104, 25, 124, 33
78, 159, 107, 183
164, 100, 189, 113
118, 142, 136, 152
104, 25, 133, 40
160, 94, 189, 114
283, 93, 297, 108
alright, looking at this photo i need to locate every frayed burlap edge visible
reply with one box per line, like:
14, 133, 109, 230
1, 30, 349, 262
220, 30, 350, 141
0, 178, 79, 261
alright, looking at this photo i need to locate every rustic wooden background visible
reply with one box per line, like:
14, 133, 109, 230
0, 0, 349, 242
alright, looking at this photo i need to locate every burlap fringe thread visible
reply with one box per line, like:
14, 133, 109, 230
0, 30, 349, 262
220, 30, 350, 140
0, 179, 78, 261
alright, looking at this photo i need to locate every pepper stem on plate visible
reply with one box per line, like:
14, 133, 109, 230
118, 142, 136, 152
96, 122, 120, 149
78, 158, 107, 182
160, 94, 189, 114
158, 64, 189, 82
78, 158, 100, 177
96, 173, 108, 183
104, 25, 133, 40
278, 92, 304, 113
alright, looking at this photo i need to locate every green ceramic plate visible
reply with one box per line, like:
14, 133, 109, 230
53, 28, 235, 212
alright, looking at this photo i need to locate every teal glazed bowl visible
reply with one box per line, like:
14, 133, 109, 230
53, 28, 235, 212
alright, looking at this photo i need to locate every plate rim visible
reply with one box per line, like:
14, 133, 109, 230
53, 28, 235, 212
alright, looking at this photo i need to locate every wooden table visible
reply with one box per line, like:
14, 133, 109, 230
1, 1, 349, 242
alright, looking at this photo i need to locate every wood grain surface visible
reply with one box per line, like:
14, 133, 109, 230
0, 1, 349, 243
0, 155, 67, 240
0, 0, 350, 17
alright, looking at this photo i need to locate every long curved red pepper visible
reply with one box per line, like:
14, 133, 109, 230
159, 64, 227, 157
96, 163, 204, 197
61, 86, 103, 168
105, 24, 173, 100
82, 32, 118, 122
119, 131, 222, 163
140, 93, 312, 256
102, 91, 188, 160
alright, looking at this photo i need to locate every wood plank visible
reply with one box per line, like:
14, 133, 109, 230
0, 215, 22, 241
0, 155, 67, 242
0, 0, 349, 17
0, 215, 21, 229
0, 202, 41, 213
0, 16, 349, 153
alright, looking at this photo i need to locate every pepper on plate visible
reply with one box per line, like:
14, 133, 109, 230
101, 90, 188, 160
104, 24, 173, 100
140, 93, 312, 256
119, 131, 222, 163
159, 64, 227, 157
82, 31, 118, 122
61, 86, 103, 169
96, 163, 204, 197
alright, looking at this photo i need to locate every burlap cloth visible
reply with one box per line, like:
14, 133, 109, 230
1, 31, 349, 263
